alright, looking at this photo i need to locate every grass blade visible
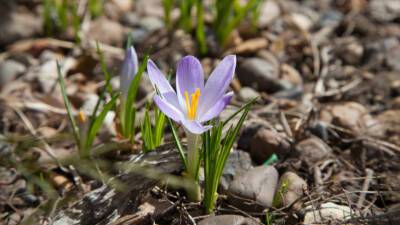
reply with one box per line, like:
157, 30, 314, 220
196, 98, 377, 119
167, 117, 187, 169
85, 92, 119, 156
222, 97, 257, 126
56, 61, 80, 148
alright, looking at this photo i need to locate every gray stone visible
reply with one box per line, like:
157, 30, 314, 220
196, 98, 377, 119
303, 202, 354, 225
320, 102, 384, 137
229, 166, 279, 210
295, 137, 332, 166
250, 128, 290, 164
319, 10, 343, 27
88, 17, 124, 46
0, 60, 26, 88
139, 17, 164, 32
386, 44, 400, 72
290, 13, 314, 31
369, 0, 400, 22
198, 215, 259, 225
220, 150, 253, 191
121, 12, 140, 27
276, 172, 307, 209
237, 56, 280, 93
0, 10, 42, 46
127, 29, 148, 44
258, 0, 281, 28
238, 119, 269, 151
335, 38, 364, 65
238, 87, 259, 102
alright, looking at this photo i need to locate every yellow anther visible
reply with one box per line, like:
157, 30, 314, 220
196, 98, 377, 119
78, 111, 86, 123
184, 88, 201, 120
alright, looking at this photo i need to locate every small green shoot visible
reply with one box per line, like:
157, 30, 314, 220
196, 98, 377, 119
89, 0, 103, 18
118, 53, 149, 143
57, 58, 118, 158
163, 0, 174, 29
141, 103, 167, 152
202, 101, 253, 213
272, 178, 290, 208
168, 0, 262, 54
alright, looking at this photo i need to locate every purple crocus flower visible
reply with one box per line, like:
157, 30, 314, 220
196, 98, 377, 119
147, 55, 236, 134
120, 46, 139, 98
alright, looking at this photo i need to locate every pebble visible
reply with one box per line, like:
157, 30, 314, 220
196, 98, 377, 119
250, 128, 290, 164
319, 10, 343, 27
0, 60, 26, 89
238, 119, 270, 151
238, 87, 259, 102
81, 93, 99, 114
258, 0, 281, 28
276, 172, 307, 209
121, 12, 140, 27
377, 110, 400, 145
335, 37, 364, 65
237, 56, 280, 93
274, 63, 303, 99
88, 17, 124, 46
229, 166, 279, 210
295, 137, 332, 166
369, 0, 400, 22
320, 102, 384, 137
139, 17, 164, 32
303, 202, 354, 225
280, 64, 303, 89
198, 215, 259, 225
111, 0, 133, 12
309, 121, 329, 141
36, 59, 73, 94
290, 13, 314, 31
386, 43, 400, 72
220, 150, 253, 191
0, 9, 42, 46
127, 29, 148, 44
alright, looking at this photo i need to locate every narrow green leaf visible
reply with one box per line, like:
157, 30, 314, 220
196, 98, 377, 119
222, 96, 257, 126
196, 0, 207, 55
85, 92, 119, 155
123, 53, 149, 140
167, 117, 187, 169
56, 61, 80, 148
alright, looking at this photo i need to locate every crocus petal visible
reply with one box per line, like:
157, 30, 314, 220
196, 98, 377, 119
182, 119, 212, 134
198, 55, 236, 116
147, 60, 175, 96
199, 92, 233, 123
120, 46, 139, 97
176, 56, 204, 110
153, 95, 184, 123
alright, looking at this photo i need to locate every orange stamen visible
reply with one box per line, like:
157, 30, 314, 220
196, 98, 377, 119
184, 88, 201, 120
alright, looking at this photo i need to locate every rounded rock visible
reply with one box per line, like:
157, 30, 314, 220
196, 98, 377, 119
198, 215, 259, 225
276, 172, 307, 209
295, 137, 332, 166
238, 87, 259, 102
303, 202, 354, 225
229, 166, 279, 210
237, 56, 280, 93
0, 60, 26, 88
250, 128, 290, 164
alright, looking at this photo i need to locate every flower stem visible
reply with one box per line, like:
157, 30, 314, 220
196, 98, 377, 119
185, 130, 201, 201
